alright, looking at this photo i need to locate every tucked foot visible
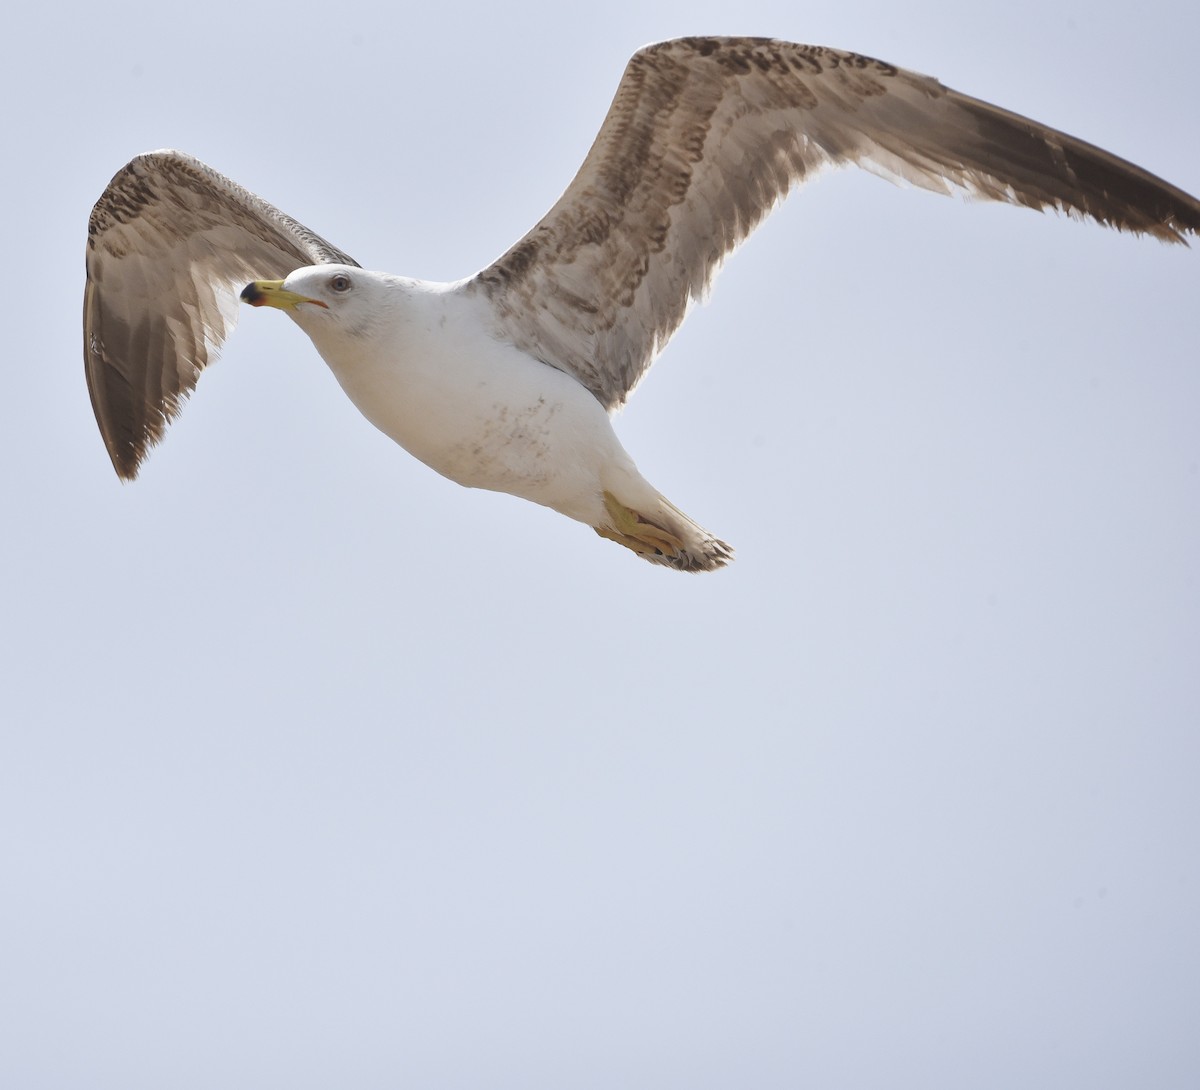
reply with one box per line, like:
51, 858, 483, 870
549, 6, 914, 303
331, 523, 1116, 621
595, 490, 733, 573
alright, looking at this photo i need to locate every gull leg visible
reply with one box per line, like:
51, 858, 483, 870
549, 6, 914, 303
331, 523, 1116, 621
594, 490, 688, 559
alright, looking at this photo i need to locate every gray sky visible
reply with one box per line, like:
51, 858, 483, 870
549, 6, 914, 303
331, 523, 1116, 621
3, 0, 1198, 1087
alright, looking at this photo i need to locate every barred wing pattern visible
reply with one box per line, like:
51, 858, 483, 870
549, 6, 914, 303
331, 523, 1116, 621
85, 150, 358, 479
475, 37, 1200, 409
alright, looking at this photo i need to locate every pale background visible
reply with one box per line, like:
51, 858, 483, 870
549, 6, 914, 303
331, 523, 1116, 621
2, 0, 1198, 1087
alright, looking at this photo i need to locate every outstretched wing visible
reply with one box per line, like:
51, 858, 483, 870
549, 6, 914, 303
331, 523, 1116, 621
474, 36, 1200, 409
84, 149, 359, 479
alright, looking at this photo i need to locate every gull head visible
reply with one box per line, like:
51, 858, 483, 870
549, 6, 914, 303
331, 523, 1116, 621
240, 264, 391, 342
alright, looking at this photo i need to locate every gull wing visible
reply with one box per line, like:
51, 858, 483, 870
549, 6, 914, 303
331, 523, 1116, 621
84, 149, 359, 479
474, 37, 1200, 409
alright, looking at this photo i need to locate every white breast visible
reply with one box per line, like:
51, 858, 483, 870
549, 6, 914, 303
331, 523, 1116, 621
299, 278, 636, 527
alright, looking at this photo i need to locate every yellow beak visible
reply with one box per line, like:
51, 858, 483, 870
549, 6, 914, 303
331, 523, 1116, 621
240, 280, 328, 310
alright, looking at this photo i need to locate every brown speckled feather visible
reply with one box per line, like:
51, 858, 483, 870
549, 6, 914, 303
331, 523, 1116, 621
474, 37, 1200, 409
84, 150, 358, 480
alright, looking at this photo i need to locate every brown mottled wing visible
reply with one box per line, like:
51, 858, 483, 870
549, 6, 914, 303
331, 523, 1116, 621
474, 36, 1200, 408
84, 149, 359, 479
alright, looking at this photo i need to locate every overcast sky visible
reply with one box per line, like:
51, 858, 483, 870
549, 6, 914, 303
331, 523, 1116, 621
3, 0, 1198, 1087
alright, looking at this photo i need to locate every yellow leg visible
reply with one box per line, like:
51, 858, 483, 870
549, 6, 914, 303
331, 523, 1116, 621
594, 490, 686, 558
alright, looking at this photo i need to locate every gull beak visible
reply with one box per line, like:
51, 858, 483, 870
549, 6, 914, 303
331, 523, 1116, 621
240, 280, 328, 309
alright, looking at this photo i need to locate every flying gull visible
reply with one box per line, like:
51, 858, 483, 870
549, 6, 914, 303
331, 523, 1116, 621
84, 36, 1200, 571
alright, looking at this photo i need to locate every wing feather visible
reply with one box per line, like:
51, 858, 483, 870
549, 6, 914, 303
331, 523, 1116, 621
474, 37, 1200, 408
84, 149, 359, 479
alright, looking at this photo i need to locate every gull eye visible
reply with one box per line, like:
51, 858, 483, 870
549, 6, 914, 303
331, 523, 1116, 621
330, 273, 352, 293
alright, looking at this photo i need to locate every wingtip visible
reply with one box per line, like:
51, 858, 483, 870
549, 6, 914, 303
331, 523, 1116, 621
105, 441, 143, 483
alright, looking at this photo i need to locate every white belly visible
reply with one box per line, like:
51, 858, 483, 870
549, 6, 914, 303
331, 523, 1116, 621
304, 281, 635, 527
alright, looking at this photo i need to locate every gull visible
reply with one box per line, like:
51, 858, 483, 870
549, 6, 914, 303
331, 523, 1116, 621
83, 37, 1200, 571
